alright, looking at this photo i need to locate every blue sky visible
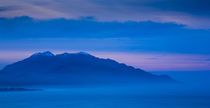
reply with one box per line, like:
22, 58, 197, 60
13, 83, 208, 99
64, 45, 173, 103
0, 0, 210, 71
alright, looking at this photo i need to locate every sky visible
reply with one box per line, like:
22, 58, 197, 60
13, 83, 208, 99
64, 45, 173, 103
0, 0, 210, 71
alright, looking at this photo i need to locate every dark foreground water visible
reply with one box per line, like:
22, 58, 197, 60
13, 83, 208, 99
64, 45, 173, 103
0, 84, 210, 108
1, 71, 210, 108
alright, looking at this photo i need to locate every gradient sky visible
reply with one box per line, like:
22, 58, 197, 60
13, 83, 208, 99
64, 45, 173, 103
0, 0, 210, 71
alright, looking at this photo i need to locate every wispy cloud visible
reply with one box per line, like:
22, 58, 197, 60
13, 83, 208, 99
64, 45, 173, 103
0, 0, 210, 29
92, 52, 210, 71
0, 6, 18, 12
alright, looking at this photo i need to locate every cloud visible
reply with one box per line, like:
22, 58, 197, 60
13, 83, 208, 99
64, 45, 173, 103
0, 0, 70, 19
0, 17, 210, 54
0, 16, 187, 39
0, 6, 14, 12
147, 0, 210, 16
94, 52, 210, 71
0, 0, 210, 29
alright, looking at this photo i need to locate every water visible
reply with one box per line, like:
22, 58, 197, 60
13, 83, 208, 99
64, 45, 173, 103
0, 85, 210, 108
1, 71, 210, 108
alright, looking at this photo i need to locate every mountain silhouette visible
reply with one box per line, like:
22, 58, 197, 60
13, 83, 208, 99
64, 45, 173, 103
0, 51, 175, 86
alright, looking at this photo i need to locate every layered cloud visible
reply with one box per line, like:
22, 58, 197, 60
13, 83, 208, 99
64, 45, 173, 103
1, 17, 210, 54
0, 0, 210, 29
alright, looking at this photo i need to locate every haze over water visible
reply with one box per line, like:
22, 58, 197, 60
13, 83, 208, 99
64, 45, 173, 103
0, 70, 210, 108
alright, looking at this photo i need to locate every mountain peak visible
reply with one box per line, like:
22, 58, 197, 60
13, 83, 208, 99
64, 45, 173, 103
76, 52, 91, 55
32, 51, 54, 57
56, 52, 92, 56
0, 51, 175, 86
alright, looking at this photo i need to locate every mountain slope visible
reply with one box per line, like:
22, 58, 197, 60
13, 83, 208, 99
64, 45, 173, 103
0, 51, 175, 86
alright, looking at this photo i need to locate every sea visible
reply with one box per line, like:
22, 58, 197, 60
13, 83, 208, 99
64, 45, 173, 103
0, 71, 210, 108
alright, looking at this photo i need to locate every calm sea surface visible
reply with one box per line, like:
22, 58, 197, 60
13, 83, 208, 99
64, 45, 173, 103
1, 71, 210, 108
0, 85, 210, 108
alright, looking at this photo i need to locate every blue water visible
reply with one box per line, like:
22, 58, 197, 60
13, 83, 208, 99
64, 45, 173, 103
0, 85, 210, 108
1, 71, 210, 108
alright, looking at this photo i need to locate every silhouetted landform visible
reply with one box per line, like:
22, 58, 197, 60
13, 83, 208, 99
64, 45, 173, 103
0, 88, 42, 92
0, 51, 175, 86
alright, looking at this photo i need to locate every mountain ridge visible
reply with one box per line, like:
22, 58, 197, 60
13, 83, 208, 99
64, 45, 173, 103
0, 51, 175, 86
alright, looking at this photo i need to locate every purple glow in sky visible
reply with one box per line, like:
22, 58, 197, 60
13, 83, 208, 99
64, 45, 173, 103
0, 0, 210, 72
0, 50, 209, 71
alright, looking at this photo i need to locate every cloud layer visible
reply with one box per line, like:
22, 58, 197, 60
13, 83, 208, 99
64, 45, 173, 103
0, 0, 210, 29
1, 17, 210, 54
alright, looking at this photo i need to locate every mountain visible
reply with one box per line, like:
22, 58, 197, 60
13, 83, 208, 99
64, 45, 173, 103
0, 51, 175, 86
